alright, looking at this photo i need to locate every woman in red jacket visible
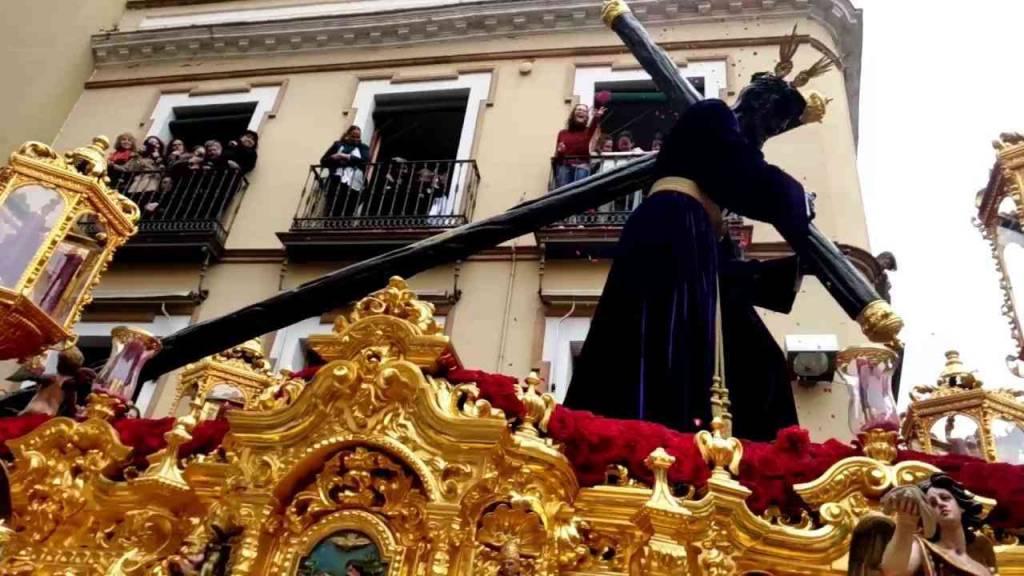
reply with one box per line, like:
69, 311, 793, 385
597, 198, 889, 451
553, 104, 605, 188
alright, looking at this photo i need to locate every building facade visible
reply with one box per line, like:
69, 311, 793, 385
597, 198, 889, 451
26, 0, 869, 440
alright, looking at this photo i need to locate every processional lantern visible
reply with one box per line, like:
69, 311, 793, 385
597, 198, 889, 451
902, 350, 1024, 464
976, 132, 1024, 376
0, 137, 139, 360
836, 344, 900, 462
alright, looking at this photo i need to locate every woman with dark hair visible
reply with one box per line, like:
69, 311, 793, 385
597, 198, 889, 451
553, 104, 606, 189
225, 129, 259, 175
345, 561, 365, 576
319, 126, 371, 217
875, 473, 995, 575
124, 135, 165, 196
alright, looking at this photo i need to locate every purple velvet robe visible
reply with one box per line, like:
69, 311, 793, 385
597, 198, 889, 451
564, 99, 809, 441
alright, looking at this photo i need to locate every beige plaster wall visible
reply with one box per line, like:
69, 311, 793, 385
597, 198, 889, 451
0, 0, 124, 156
46, 10, 869, 441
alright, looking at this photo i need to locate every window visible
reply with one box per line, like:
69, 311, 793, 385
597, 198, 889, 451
541, 316, 591, 404
46, 315, 191, 416
573, 62, 728, 150
168, 102, 259, 148
350, 73, 491, 163
371, 90, 469, 162
145, 85, 282, 146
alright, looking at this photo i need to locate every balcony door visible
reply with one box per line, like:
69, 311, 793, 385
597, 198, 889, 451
349, 73, 492, 223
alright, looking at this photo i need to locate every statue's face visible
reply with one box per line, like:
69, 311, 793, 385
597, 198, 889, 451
926, 487, 963, 526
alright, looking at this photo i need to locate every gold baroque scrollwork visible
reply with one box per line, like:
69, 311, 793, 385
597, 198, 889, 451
337, 276, 442, 336
285, 446, 428, 539
7, 417, 132, 543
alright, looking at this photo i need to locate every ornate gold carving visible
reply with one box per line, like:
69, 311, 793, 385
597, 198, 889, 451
4, 277, 1023, 575
903, 350, 1024, 463
176, 338, 292, 413
135, 401, 200, 491
285, 446, 427, 537
859, 428, 898, 464
515, 371, 555, 437
856, 299, 904, 347
337, 276, 442, 337
601, 0, 630, 26
799, 91, 833, 124
697, 417, 743, 479
6, 417, 132, 542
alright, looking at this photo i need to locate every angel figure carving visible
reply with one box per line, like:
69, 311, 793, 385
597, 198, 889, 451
848, 473, 997, 576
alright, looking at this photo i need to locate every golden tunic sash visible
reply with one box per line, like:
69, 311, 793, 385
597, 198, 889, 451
648, 177, 724, 237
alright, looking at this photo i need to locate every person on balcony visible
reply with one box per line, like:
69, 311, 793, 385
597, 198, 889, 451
224, 130, 259, 175
553, 104, 606, 189
123, 135, 165, 197
564, 40, 834, 441
614, 130, 644, 153
107, 132, 138, 189
319, 125, 371, 217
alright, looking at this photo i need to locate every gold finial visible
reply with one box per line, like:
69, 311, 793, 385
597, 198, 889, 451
696, 417, 743, 479
644, 447, 685, 511
601, 0, 631, 26
516, 372, 556, 437
709, 375, 733, 437
338, 276, 441, 336
937, 350, 982, 389
66, 135, 112, 179
799, 91, 833, 124
83, 392, 126, 421
136, 399, 200, 490
855, 299, 904, 348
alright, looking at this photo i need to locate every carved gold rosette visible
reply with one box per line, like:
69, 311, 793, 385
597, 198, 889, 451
1, 277, 1022, 575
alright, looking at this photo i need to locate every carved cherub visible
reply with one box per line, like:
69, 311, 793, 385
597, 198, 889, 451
848, 473, 996, 576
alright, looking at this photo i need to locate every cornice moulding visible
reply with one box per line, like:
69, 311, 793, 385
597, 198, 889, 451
95, 0, 860, 67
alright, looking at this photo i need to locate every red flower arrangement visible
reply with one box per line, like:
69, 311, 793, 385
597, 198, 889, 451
1, 366, 1022, 530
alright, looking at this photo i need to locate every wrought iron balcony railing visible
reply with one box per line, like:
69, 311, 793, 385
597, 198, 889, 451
547, 151, 652, 226
291, 159, 479, 232
108, 168, 249, 258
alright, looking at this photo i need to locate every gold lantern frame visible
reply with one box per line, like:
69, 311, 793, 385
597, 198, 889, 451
0, 138, 139, 359
976, 133, 1024, 374
903, 350, 1024, 462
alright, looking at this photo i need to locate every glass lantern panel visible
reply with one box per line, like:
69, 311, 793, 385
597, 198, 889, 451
30, 214, 105, 325
993, 418, 1024, 464
929, 415, 985, 459
0, 185, 65, 289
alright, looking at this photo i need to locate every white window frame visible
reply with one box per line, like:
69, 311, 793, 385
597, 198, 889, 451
572, 61, 729, 107
144, 86, 282, 145
349, 72, 491, 216
542, 316, 592, 405
46, 315, 191, 416
270, 315, 447, 374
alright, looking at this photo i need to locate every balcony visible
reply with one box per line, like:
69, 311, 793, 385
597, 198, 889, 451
110, 169, 248, 261
535, 152, 650, 260
278, 160, 479, 260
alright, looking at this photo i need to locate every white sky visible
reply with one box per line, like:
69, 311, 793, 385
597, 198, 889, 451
854, 0, 1024, 403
